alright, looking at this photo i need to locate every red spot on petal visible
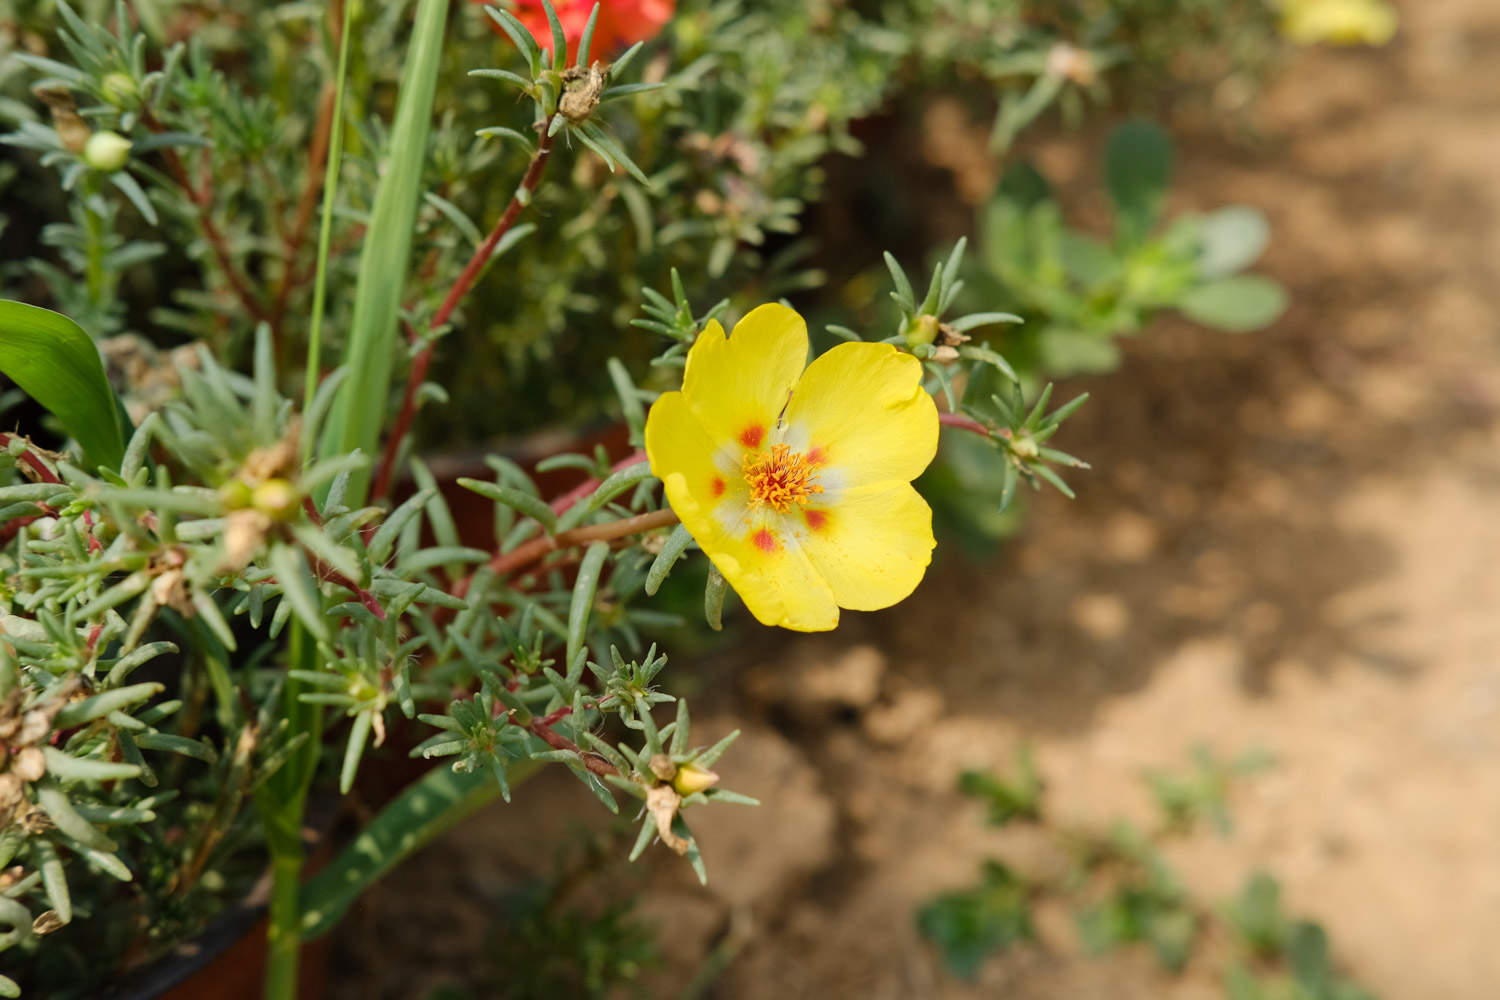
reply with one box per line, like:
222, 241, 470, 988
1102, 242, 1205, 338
804, 510, 828, 531
710, 476, 725, 497
738, 424, 765, 448
806, 446, 827, 466
753, 529, 777, 553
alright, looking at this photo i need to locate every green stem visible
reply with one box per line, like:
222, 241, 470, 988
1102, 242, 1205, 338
264, 851, 305, 1000
257, 622, 324, 1000
81, 193, 105, 307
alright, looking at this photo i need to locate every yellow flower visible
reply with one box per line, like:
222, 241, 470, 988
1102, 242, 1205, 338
1278, 0, 1397, 46
645, 303, 938, 631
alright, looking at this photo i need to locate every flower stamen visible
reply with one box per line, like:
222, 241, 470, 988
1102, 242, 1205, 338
743, 444, 824, 512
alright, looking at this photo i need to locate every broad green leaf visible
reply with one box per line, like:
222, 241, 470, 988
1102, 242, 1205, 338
0, 300, 124, 470
319, 0, 450, 503
996, 159, 1052, 210
1178, 276, 1288, 333
299, 760, 539, 939
1105, 120, 1173, 246
1196, 206, 1272, 278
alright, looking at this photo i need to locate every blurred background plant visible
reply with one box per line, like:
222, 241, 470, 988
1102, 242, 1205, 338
0, 0, 1394, 995
917, 746, 1377, 1000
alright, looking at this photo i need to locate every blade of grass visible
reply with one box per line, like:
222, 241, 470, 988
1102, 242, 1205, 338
301, 0, 357, 441
318, 0, 450, 503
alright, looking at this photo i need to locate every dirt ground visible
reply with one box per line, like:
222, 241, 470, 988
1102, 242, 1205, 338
330, 0, 1500, 996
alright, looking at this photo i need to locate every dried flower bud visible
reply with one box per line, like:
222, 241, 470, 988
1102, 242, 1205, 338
649, 753, 676, 782
932, 345, 960, 364
84, 130, 133, 173
559, 62, 608, 122
221, 509, 272, 571
11, 747, 45, 784
34, 87, 90, 154
671, 761, 720, 797
1046, 43, 1097, 86
645, 783, 688, 854
32, 910, 66, 935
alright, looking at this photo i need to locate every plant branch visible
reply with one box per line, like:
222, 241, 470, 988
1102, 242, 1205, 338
526, 717, 617, 778
939, 411, 992, 436
550, 449, 648, 515
270, 81, 338, 332
488, 506, 678, 582
141, 121, 274, 327
371, 116, 559, 502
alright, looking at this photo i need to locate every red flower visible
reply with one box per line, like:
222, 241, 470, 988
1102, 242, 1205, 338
480, 0, 673, 63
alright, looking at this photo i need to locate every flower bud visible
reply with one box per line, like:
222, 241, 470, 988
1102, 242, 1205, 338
218, 479, 254, 510
671, 761, 720, 797
100, 72, 138, 107
1009, 433, 1040, 461
251, 478, 300, 521
904, 313, 941, 349
83, 131, 132, 173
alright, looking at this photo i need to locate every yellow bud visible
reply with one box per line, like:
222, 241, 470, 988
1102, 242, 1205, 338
251, 478, 300, 521
672, 762, 720, 797
100, 72, 138, 107
83, 131, 132, 172
1010, 433, 1040, 461
904, 313, 941, 348
218, 480, 254, 510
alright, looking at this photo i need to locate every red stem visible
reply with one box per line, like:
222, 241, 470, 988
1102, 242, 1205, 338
549, 450, 648, 515
525, 718, 617, 777
370, 117, 559, 503
939, 411, 992, 437
300, 495, 386, 620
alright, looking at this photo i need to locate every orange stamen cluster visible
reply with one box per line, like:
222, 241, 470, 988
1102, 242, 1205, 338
743, 443, 823, 512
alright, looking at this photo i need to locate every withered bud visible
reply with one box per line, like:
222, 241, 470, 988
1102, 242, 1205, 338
936, 322, 970, 348
1046, 43, 1097, 87
645, 783, 688, 854
11, 747, 45, 784
150, 568, 192, 616
32, 910, 66, 935
34, 86, 90, 154
559, 62, 608, 123
221, 509, 272, 572
932, 345, 960, 364
648, 753, 677, 782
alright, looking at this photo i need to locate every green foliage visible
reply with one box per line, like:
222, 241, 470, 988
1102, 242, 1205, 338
1224, 874, 1377, 1000
957, 745, 1043, 826
1144, 745, 1275, 836
919, 747, 1376, 999
916, 860, 1034, 978
970, 121, 1287, 379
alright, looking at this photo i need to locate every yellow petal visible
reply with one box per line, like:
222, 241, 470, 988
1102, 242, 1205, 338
781, 341, 938, 492
705, 522, 841, 632
681, 304, 807, 451
644, 390, 741, 515
647, 390, 838, 632
796, 483, 935, 611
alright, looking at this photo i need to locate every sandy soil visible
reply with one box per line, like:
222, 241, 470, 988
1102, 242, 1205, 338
330, 0, 1500, 996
